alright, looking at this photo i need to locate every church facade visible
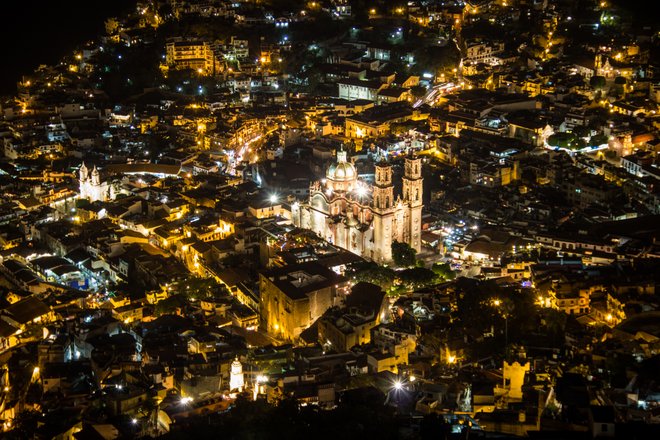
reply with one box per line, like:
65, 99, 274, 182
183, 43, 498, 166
79, 163, 114, 202
291, 150, 423, 264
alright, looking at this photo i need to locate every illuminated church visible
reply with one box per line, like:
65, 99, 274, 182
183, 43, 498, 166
79, 163, 115, 202
291, 149, 423, 264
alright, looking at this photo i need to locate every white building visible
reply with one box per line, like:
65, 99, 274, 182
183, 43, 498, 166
466, 41, 505, 66
79, 163, 114, 202
229, 357, 244, 391
337, 79, 385, 101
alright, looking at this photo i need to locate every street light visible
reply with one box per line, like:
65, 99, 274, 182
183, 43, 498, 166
492, 299, 508, 352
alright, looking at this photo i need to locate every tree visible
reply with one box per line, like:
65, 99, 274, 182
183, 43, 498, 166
410, 85, 427, 99
347, 262, 396, 290
546, 132, 586, 150
589, 75, 606, 90
420, 413, 451, 440
397, 267, 438, 289
154, 294, 186, 316
431, 262, 456, 280
413, 44, 460, 75
590, 133, 608, 146
170, 277, 228, 300
392, 241, 417, 267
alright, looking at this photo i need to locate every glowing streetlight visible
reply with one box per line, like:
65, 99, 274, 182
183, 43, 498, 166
269, 194, 278, 204
180, 396, 193, 405
492, 299, 508, 351
393, 380, 403, 391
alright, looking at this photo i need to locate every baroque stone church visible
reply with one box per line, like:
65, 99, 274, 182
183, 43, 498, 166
291, 149, 423, 263
79, 163, 115, 202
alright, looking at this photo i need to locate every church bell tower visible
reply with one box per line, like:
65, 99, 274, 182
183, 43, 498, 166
402, 154, 423, 252
371, 161, 395, 263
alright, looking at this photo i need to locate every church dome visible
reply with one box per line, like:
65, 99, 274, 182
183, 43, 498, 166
326, 149, 356, 182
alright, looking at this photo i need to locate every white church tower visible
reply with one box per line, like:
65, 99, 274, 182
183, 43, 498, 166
79, 162, 111, 202
229, 357, 244, 391
402, 154, 423, 253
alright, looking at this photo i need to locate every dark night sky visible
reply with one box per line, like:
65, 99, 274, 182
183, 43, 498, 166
0, 0, 135, 95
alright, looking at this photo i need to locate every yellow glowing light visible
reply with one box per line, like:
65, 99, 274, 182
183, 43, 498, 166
260, 56, 267, 63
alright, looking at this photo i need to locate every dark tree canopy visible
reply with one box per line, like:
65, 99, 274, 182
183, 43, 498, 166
392, 241, 417, 268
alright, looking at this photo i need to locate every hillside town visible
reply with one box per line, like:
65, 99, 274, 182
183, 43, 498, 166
0, 0, 659, 438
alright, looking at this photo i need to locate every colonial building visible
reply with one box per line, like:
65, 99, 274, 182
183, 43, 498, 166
165, 40, 224, 76
291, 149, 423, 263
259, 261, 348, 340
79, 163, 114, 202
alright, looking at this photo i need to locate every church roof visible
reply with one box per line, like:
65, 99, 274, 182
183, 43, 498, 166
326, 149, 357, 182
